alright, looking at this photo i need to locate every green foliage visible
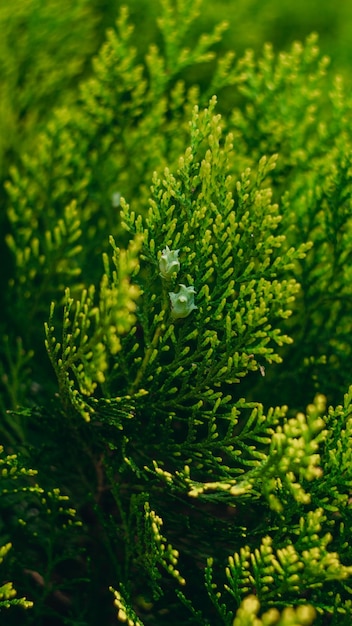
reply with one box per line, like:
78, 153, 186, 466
0, 444, 80, 617
210, 506, 352, 618
0, 542, 32, 609
4, 4, 229, 336
231, 596, 316, 626
3, 1, 352, 624
44, 234, 142, 421
209, 31, 352, 407
0, 446, 34, 611
0, 0, 101, 180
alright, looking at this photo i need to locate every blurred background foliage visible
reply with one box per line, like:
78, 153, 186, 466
1, 0, 352, 183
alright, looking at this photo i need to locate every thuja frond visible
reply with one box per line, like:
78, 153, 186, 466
255, 397, 326, 512
157, 0, 228, 75
53, 98, 320, 527
309, 386, 352, 524
0, 445, 79, 613
282, 145, 352, 401
146, 397, 324, 512
197, 506, 352, 624
6, 198, 83, 319
134, 500, 186, 598
222, 31, 352, 404
221, 507, 352, 609
0, 543, 33, 610
229, 33, 331, 168
0, 443, 79, 534
177, 590, 317, 626
117, 98, 309, 444
110, 585, 144, 626
45, 236, 141, 421
232, 595, 316, 626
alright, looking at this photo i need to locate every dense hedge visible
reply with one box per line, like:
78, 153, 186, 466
2, 1, 352, 624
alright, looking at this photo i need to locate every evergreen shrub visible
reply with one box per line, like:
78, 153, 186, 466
2, 1, 352, 624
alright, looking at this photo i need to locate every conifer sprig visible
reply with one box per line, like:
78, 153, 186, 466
45, 235, 141, 421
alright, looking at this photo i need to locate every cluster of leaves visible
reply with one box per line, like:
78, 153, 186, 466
2, 0, 352, 624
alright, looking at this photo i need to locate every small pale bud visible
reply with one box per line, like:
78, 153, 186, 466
169, 284, 197, 320
159, 246, 180, 279
111, 191, 121, 207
